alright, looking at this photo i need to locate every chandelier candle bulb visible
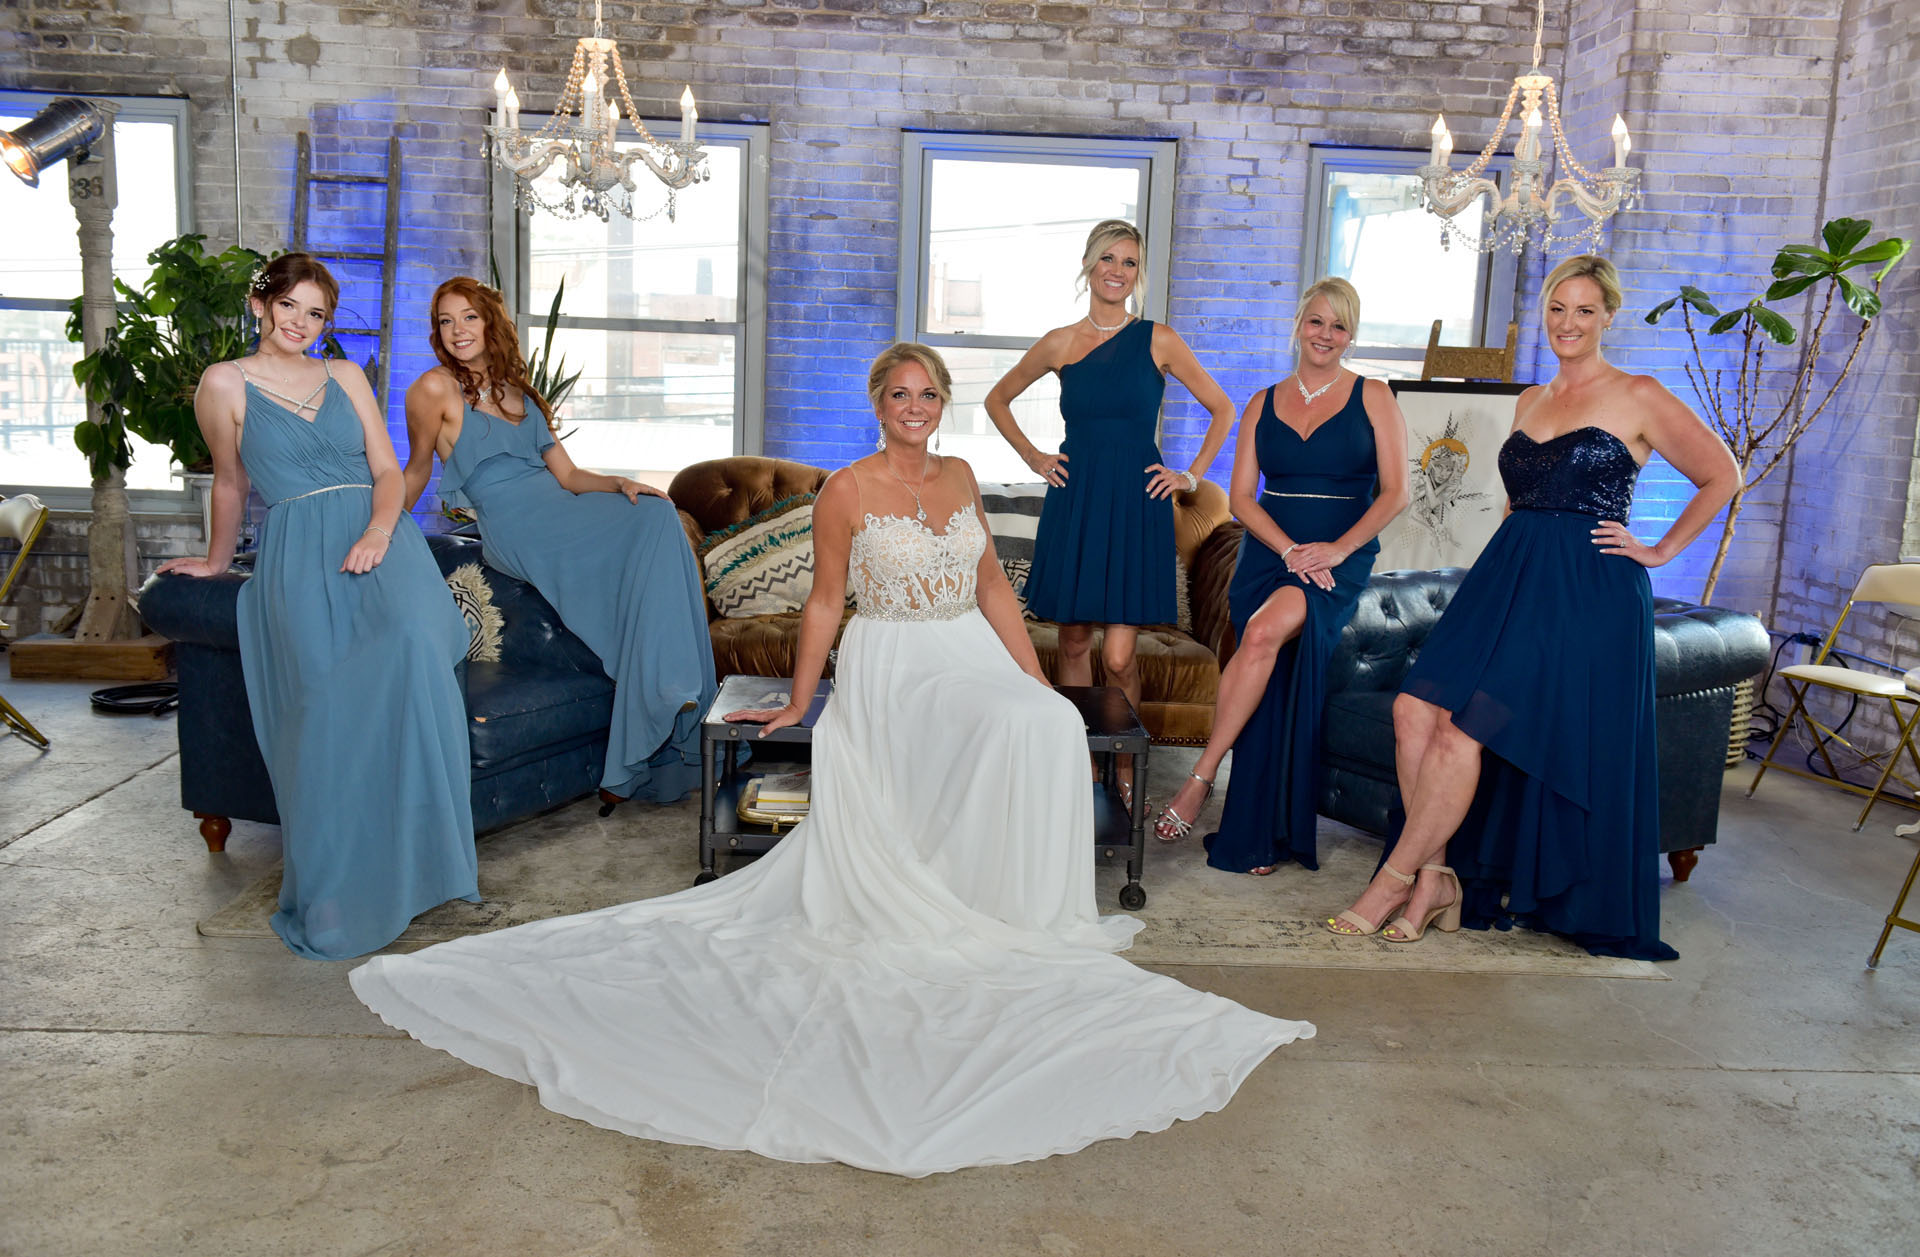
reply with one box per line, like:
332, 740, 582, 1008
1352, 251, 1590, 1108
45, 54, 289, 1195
1430, 115, 1453, 166
494, 69, 510, 120
680, 86, 696, 145
1612, 114, 1632, 167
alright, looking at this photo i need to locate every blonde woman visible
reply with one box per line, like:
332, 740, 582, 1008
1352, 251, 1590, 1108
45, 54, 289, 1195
985, 219, 1237, 804
1154, 278, 1409, 877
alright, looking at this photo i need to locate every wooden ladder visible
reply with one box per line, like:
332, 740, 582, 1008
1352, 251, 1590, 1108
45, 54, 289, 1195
292, 132, 401, 411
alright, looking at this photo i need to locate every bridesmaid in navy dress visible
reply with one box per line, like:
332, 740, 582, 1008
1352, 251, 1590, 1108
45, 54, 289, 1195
1154, 278, 1409, 874
403, 277, 713, 806
1326, 256, 1737, 956
984, 220, 1237, 802
156, 253, 479, 960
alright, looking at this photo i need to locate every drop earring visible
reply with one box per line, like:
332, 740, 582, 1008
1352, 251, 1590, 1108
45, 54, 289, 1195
934, 428, 942, 453
876, 422, 887, 452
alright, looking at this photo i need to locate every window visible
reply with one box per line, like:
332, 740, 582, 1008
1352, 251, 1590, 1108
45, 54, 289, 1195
898, 133, 1178, 483
495, 120, 767, 487
0, 92, 193, 507
1303, 146, 1518, 380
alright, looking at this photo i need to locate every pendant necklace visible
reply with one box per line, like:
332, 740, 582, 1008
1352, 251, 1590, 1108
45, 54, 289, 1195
1296, 371, 1339, 404
884, 451, 933, 524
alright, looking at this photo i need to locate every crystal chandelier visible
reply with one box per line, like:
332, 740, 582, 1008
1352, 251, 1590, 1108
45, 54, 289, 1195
1419, 0, 1640, 255
486, 0, 710, 222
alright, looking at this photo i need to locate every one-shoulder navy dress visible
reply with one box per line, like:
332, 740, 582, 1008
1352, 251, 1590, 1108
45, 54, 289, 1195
1205, 379, 1379, 873
439, 401, 713, 803
1396, 426, 1677, 961
1024, 318, 1176, 626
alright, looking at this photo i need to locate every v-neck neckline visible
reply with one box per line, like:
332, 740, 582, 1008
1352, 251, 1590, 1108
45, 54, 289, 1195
1270, 375, 1359, 443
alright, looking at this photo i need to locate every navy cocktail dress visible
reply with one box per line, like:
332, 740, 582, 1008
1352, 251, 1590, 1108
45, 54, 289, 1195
1397, 426, 1677, 961
1024, 318, 1176, 626
1204, 380, 1380, 873
230, 366, 479, 960
439, 401, 712, 803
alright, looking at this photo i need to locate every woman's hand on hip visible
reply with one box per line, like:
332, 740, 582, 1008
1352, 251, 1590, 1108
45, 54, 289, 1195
1591, 521, 1664, 567
1026, 450, 1069, 487
1143, 463, 1192, 500
341, 529, 391, 575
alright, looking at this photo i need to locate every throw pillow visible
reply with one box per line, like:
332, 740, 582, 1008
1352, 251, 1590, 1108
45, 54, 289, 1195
700, 493, 818, 618
977, 481, 1049, 619
444, 562, 504, 662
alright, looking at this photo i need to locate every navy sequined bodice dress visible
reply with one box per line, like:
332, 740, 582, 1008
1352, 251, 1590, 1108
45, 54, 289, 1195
1024, 318, 1176, 626
1397, 425, 1677, 961
1204, 379, 1379, 873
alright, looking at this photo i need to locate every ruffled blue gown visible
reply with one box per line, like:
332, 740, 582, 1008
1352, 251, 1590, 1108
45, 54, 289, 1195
1024, 318, 1176, 626
1205, 380, 1379, 873
231, 367, 478, 960
439, 401, 712, 802
1396, 426, 1677, 961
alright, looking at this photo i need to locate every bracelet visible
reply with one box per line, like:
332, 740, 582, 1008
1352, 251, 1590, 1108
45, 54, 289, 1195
1178, 469, 1198, 492
363, 524, 392, 541
1281, 543, 1298, 560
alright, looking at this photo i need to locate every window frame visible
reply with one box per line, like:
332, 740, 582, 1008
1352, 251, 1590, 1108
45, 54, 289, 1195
895, 131, 1180, 353
0, 90, 196, 513
1301, 144, 1520, 372
491, 117, 769, 459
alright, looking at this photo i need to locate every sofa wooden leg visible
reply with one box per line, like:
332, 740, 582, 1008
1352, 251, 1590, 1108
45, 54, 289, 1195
1668, 847, 1700, 883
597, 789, 625, 818
195, 813, 232, 853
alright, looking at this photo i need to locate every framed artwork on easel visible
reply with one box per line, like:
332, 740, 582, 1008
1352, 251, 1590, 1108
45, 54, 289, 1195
1376, 380, 1532, 573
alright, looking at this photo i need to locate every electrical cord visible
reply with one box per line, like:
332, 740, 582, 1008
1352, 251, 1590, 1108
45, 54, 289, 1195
89, 682, 178, 716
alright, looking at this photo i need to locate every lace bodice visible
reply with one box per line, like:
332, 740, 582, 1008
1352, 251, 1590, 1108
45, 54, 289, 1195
848, 506, 985, 621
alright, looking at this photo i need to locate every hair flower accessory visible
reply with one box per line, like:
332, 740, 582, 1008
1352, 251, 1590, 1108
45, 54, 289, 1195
248, 264, 271, 295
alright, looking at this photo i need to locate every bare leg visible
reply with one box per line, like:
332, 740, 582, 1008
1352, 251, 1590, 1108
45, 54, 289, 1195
1102, 624, 1144, 801
1055, 622, 1095, 688
1329, 697, 1483, 934
1159, 587, 1308, 836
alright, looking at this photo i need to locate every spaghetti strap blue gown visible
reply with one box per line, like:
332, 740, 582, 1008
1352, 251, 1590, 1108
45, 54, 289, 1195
1024, 318, 1176, 626
1395, 426, 1677, 961
1204, 380, 1379, 873
232, 371, 478, 961
439, 401, 712, 803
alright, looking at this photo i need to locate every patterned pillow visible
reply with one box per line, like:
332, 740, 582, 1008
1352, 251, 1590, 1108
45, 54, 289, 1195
699, 493, 818, 618
444, 562, 504, 662
977, 481, 1049, 619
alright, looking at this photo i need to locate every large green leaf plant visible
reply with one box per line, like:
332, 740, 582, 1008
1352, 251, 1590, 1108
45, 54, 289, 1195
1647, 217, 1911, 603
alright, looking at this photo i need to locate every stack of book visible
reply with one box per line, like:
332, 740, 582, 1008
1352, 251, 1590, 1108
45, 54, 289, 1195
744, 769, 811, 818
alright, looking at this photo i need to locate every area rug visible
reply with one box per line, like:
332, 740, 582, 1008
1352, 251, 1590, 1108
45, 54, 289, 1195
198, 794, 1665, 979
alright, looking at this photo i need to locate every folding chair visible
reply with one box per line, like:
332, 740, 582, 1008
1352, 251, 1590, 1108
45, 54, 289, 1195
0, 493, 51, 748
1871, 803, 1920, 968
1748, 562, 1920, 830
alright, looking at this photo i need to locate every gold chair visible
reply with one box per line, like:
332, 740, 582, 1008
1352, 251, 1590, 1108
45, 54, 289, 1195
1747, 562, 1920, 830
0, 493, 51, 748
1420, 319, 1519, 382
1872, 798, 1920, 967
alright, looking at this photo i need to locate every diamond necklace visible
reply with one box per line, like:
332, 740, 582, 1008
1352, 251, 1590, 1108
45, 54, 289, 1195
1085, 312, 1132, 333
882, 449, 935, 523
1296, 371, 1341, 404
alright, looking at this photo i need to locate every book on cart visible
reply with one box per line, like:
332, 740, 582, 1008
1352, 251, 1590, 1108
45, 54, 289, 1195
737, 769, 812, 829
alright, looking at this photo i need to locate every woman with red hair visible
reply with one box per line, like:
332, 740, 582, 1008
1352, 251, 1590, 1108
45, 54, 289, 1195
403, 276, 713, 805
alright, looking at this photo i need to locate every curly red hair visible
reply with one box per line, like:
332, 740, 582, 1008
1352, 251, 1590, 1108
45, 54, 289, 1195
427, 276, 557, 431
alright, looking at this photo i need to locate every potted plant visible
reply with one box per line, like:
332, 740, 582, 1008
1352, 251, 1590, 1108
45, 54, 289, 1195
1646, 216, 1910, 604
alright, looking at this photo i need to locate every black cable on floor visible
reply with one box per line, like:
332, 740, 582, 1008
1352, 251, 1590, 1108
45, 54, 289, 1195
90, 682, 178, 716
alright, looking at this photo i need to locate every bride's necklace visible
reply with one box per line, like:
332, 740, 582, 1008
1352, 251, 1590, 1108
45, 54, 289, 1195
882, 451, 935, 524
1085, 311, 1131, 334
1296, 370, 1340, 405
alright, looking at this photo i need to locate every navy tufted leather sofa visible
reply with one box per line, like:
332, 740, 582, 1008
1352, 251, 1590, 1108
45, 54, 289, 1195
137, 534, 613, 851
1312, 568, 1770, 881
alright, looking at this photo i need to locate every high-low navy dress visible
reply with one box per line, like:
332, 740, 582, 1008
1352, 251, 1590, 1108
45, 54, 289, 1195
1024, 318, 1176, 627
1396, 425, 1677, 961
439, 401, 713, 803
1204, 379, 1379, 873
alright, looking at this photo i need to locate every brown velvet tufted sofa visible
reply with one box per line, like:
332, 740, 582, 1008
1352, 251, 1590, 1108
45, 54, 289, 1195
666, 456, 1242, 745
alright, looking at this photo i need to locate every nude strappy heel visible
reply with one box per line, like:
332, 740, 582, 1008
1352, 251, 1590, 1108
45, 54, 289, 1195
1381, 865, 1463, 943
1324, 862, 1417, 937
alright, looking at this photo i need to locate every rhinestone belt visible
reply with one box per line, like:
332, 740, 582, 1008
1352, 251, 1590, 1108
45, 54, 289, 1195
271, 483, 372, 507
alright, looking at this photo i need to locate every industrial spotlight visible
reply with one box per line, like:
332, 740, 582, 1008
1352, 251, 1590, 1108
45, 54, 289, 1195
0, 96, 110, 187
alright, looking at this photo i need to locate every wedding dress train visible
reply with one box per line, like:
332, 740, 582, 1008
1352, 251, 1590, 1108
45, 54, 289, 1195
351, 504, 1313, 1176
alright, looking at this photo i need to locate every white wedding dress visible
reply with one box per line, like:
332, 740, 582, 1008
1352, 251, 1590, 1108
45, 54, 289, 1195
350, 505, 1313, 1176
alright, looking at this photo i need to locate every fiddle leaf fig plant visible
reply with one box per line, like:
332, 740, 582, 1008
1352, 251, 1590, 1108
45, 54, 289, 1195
1646, 216, 1911, 604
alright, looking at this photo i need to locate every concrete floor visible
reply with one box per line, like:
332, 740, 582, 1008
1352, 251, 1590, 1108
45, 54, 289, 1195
2, 676, 1917, 1257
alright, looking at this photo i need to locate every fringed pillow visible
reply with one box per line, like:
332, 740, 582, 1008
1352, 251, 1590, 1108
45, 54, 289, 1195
699, 493, 818, 618
444, 562, 504, 662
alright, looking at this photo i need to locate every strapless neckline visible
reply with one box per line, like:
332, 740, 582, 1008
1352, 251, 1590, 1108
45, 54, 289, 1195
1512, 425, 1643, 468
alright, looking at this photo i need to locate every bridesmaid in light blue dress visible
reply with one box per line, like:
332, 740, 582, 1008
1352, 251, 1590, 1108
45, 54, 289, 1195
402, 277, 712, 805
157, 253, 479, 960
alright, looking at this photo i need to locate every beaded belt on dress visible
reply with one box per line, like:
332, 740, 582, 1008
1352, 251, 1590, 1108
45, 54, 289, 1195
857, 597, 979, 623
1264, 490, 1362, 500
270, 482, 372, 507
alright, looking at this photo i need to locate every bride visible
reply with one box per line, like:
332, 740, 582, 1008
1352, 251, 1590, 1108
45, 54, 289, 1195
350, 343, 1314, 1177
